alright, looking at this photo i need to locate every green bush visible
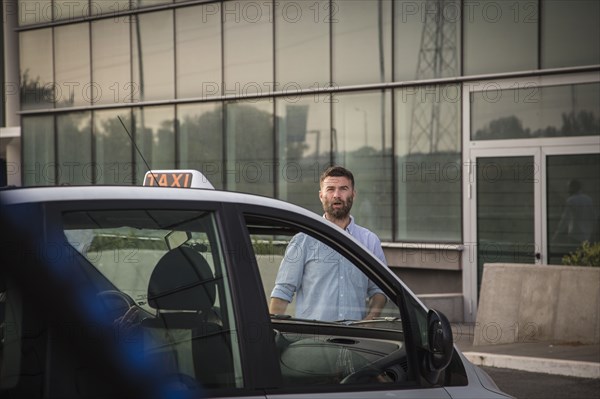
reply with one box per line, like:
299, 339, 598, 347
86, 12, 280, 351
562, 241, 600, 267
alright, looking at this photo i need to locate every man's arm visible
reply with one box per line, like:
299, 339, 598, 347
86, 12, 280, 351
269, 233, 308, 317
365, 293, 387, 320
269, 297, 290, 315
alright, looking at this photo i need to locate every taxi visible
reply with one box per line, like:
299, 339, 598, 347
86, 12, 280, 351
0, 170, 512, 399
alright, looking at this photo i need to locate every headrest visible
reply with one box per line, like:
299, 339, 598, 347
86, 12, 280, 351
147, 246, 216, 311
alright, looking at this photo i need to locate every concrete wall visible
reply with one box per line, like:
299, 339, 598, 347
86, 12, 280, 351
474, 263, 600, 346
384, 245, 464, 322
418, 293, 463, 323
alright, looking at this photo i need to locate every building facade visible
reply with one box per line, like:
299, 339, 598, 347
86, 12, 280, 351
2, 0, 599, 321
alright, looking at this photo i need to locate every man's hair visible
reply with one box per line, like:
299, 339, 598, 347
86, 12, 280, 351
319, 165, 355, 188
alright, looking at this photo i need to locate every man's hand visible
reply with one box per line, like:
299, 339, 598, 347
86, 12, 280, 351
269, 297, 290, 315
365, 293, 387, 320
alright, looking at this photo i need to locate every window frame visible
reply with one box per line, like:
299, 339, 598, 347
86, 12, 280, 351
234, 203, 430, 393
42, 198, 280, 395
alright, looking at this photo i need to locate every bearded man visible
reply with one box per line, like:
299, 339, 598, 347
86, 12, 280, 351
269, 166, 388, 321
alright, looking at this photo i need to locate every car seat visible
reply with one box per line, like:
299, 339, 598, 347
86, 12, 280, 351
142, 246, 234, 388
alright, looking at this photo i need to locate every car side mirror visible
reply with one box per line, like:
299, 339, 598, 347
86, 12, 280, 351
423, 309, 454, 384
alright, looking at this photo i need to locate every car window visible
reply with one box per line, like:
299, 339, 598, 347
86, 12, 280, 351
62, 209, 243, 390
245, 215, 416, 389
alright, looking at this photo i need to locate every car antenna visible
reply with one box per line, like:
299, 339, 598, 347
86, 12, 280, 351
117, 115, 157, 184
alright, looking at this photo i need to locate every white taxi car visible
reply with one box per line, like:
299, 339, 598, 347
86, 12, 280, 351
0, 171, 512, 399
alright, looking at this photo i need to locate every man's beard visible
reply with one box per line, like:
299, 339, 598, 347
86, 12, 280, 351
324, 196, 353, 220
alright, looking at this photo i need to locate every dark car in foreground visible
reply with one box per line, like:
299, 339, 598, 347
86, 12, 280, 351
0, 178, 512, 399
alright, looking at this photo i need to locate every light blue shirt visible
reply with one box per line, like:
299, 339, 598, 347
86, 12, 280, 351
271, 216, 387, 321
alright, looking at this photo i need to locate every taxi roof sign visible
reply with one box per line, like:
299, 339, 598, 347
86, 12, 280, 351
143, 170, 214, 189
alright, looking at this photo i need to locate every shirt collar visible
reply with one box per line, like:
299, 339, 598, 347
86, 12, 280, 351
322, 214, 355, 233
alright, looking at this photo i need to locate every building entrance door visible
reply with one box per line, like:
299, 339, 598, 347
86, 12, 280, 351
469, 149, 541, 296
464, 146, 600, 319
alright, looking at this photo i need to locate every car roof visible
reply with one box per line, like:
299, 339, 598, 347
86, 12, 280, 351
0, 185, 320, 219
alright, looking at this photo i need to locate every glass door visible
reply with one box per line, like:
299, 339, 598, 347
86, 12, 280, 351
466, 148, 599, 311
472, 150, 541, 293
545, 151, 600, 265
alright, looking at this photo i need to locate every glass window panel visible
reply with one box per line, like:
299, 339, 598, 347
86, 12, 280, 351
275, 0, 329, 89
395, 0, 460, 81
542, 0, 600, 68
62, 209, 244, 388
464, 0, 538, 75
20, 28, 53, 110
477, 156, 536, 291
223, 0, 273, 96
176, 4, 222, 99
225, 99, 274, 196
22, 115, 55, 186
90, 0, 130, 15
395, 85, 462, 242
333, 91, 393, 240
332, 0, 392, 86
57, 112, 92, 185
132, 11, 175, 101
276, 95, 331, 214
472, 82, 600, 140
94, 109, 134, 185
178, 103, 224, 189
249, 220, 402, 322
92, 17, 132, 105
55, 23, 91, 108
547, 154, 600, 265
53, 0, 88, 21
134, 106, 175, 183
18, 0, 52, 25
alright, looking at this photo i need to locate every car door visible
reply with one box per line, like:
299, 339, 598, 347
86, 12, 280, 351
231, 204, 458, 399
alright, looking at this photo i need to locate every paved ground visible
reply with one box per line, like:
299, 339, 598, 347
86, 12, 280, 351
483, 366, 600, 399
455, 331, 600, 398
459, 341, 600, 379
454, 327, 600, 380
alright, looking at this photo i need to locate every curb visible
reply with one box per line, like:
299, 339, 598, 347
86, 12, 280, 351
464, 352, 600, 379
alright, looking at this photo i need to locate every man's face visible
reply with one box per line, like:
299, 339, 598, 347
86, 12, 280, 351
319, 176, 355, 220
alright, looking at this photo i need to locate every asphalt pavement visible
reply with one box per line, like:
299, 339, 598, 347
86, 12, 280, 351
482, 365, 600, 399
453, 327, 600, 398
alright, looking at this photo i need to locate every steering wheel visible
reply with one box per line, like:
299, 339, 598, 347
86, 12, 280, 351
97, 290, 138, 322
340, 348, 406, 384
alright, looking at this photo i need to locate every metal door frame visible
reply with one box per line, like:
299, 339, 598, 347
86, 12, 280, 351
464, 147, 542, 321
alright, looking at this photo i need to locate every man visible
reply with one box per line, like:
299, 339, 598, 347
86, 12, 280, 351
269, 166, 388, 321
553, 179, 597, 245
